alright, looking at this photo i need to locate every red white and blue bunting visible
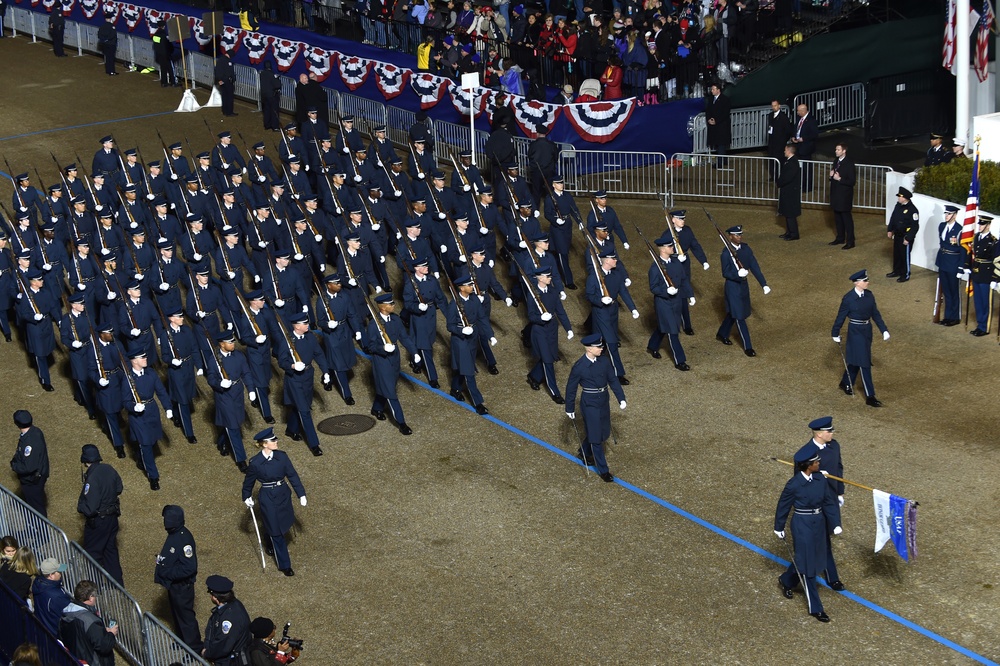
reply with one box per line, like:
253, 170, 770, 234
59, 0, 74, 16
303, 47, 333, 83
373, 62, 409, 100
447, 82, 490, 118
510, 98, 562, 138
242, 32, 270, 65
563, 98, 636, 143
144, 8, 172, 32
121, 2, 141, 30
272, 39, 304, 72
220, 26, 245, 54
81, 0, 100, 18
101, 0, 120, 23
336, 53, 372, 91
410, 73, 449, 110
188, 18, 212, 46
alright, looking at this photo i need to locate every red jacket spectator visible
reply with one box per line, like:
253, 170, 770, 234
600, 57, 624, 100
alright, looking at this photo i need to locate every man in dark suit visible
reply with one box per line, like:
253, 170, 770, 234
791, 103, 819, 191
705, 83, 731, 167
213, 51, 237, 117
766, 100, 792, 180
527, 127, 559, 208
829, 142, 856, 249
776, 144, 801, 240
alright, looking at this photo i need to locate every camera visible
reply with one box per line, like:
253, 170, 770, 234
282, 622, 304, 650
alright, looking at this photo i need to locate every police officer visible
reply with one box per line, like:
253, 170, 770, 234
646, 234, 694, 371
564, 334, 626, 483
935, 205, 966, 326
886, 187, 919, 283
202, 575, 251, 665
666, 210, 710, 335
242, 428, 307, 577
120, 346, 172, 490
805, 416, 847, 593
716, 226, 770, 356
774, 442, 842, 623
155, 505, 202, 652
364, 293, 418, 435
832, 269, 889, 408
77, 444, 124, 585
10, 410, 49, 516
585, 246, 638, 384
965, 214, 998, 336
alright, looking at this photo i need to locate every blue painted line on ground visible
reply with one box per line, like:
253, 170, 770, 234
0, 111, 174, 143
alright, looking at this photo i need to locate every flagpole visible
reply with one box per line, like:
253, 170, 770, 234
957, 0, 971, 144
772, 458, 919, 503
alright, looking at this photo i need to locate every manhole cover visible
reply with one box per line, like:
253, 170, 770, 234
318, 414, 377, 436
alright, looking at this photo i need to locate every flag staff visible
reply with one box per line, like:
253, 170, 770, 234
772, 458, 919, 504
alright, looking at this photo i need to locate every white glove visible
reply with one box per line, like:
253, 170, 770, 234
833, 526, 843, 536
489, 336, 497, 347
832, 336, 841, 344
292, 193, 301, 200
244, 497, 254, 508
197, 311, 207, 319
505, 297, 513, 307
762, 285, 771, 295
566, 330, 574, 340
394, 189, 402, 197
678, 254, 686, 262
440, 244, 448, 254
165, 409, 173, 419
437, 212, 446, 221
327, 320, 338, 329
703, 262, 710, 271
226, 271, 236, 280
33, 313, 43, 321
43, 263, 52, 271
372, 223, 382, 231
737, 268, 749, 278
479, 227, 489, 235
417, 172, 425, 179
688, 297, 696, 307
196, 368, 204, 376
384, 343, 396, 353
99, 377, 110, 387
72, 340, 84, 349
134, 403, 146, 413
348, 278, 357, 287
108, 291, 117, 300
458, 254, 466, 263
171, 358, 182, 367
413, 352, 421, 363
292, 361, 306, 371
320, 264, 327, 271
533, 210, 540, 219
192, 253, 202, 262
518, 240, 527, 249
146, 193, 155, 200
255, 334, 267, 344
135, 273, 145, 281
171, 174, 179, 181
355, 331, 362, 341
957, 271, 966, 281
619, 400, 626, 409
774, 530, 785, 539
454, 324, 472, 337
299, 496, 307, 506
101, 248, 111, 256
159, 282, 169, 291
315, 234, 324, 242
418, 302, 428, 312
220, 378, 233, 388
541, 312, 553, 321
882, 331, 890, 341
257, 175, 266, 183
667, 286, 678, 296
274, 299, 286, 308
463, 184, 471, 192
396, 231, 403, 240
342, 146, 350, 154
322, 373, 330, 384
601, 296, 613, 305
130, 328, 141, 337
294, 253, 304, 261
556, 217, 565, 225
304, 165, 310, 172
838, 495, 844, 507
335, 207, 343, 215
77, 282, 86, 291
624, 278, 632, 287
257, 241, 267, 249
623, 242, 630, 250
559, 291, 566, 301
566, 411, 575, 420
632, 309, 640, 319
488, 260, 494, 268
19, 206, 27, 213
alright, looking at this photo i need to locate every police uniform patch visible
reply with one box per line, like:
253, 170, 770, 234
222, 620, 232, 634
23, 446, 31, 457
183, 545, 193, 558
169, 547, 175, 553
84, 482, 90, 495
913, 213, 919, 221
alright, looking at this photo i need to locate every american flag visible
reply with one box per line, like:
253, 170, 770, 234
975, 0, 996, 82
944, 0, 957, 70
960, 148, 980, 253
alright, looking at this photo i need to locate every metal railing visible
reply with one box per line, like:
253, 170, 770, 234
0, 580, 80, 666
234, 63, 262, 110
143, 611, 208, 665
386, 106, 418, 151
559, 150, 669, 202
434, 120, 488, 166
801, 159, 891, 210
279, 74, 297, 113
129, 34, 157, 71
793, 83, 866, 129
338, 91, 386, 130
669, 153, 781, 205
691, 104, 793, 154
0, 483, 74, 571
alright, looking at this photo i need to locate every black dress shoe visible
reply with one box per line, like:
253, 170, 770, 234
450, 389, 465, 402
617, 376, 630, 386
475, 404, 488, 415
224, 113, 240, 117
866, 396, 883, 408
115, 448, 126, 459
371, 409, 386, 420
41, 383, 54, 392
265, 543, 274, 556
683, 328, 694, 336
565, 283, 577, 290
944, 319, 960, 327
237, 461, 248, 473
488, 365, 499, 375
810, 612, 830, 623
288, 432, 303, 441
281, 567, 295, 577
779, 578, 794, 599
828, 239, 844, 246
716, 334, 732, 346
646, 348, 661, 359
264, 416, 276, 424
971, 328, 988, 336
149, 479, 160, 491
675, 362, 690, 371
551, 395, 565, 405
784, 235, 800, 241
896, 276, 909, 283
137, 460, 146, 471
250, 399, 260, 409
839, 382, 854, 396
886, 272, 899, 278
526, 375, 540, 390
171, 416, 182, 428
778, 233, 789, 239
429, 379, 440, 389
599, 472, 614, 483
842, 243, 855, 250
344, 396, 355, 406
89, 414, 96, 420
187, 436, 198, 444
744, 348, 756, 357
219, 446, 231, 457
311, 446, 323, 456
323, 381, 333, 392
399, 424, 412, 435
829, 581, 846, 592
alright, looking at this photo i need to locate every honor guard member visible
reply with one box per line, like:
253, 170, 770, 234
43, 184, 71, 244
165, 142, 191, 187
494, 163, 532, 214
288, 212, 324, 283
145, 161, 168, 201
831, 270, 889, 407
204, 329, 253, 470
774, 442, 842, 623
316, 274, 363, 406
248, 142, 280, 196
88, 172, 116, 214
121, 344, 172, 490
186, 266, 230, 336
150, 238, 185, 316
647, 235, 694, 371
586, 246, 638, 384
439, 213, 475, 279
242, 429, 308, 576
965, 214, 999, 336
93, 136, 121, 179
364, 293, 418, 435
525, 265, 574, 404
451, 149, 485, 214
10, 410, 49, 516
0, 232, 14, 340
668, 211, 710, 334
194, 152, 222, 195
120, 278, 163, 361
403, 255, 448, 388
348, 146, 375, 189
202, 575, 251, 664
60, 291, 97, 418
805, 416, 847, 592
233, 290, 278, 424
397, 209, 438, 275
564, 334, 626, 483
335, 114, 365, 157
217, 188, 246, 235
542, 176, 581, 289
924, 133, 948, 167
935, 205, 966, 326
63, 164, 88, 200
470, 186, 500, 265
382, 157, 412, 237
122, 228, 156, 288
215, 225, 259, 308
503, 200, 543, 304
300, 107, 330, 147
119, 149, 146, 195
886, 187, 919, 282
407, 138, 436, 182
277, 311, 330, 456
160, 309, 202, 444
92, 320, 128, 458
422, 170, 457, 246
93, 209, 124, 259
715, 225, 770, 357
278, 124, 307, 168
118, 184, 150, 233
587, 190, 630, 250
337, 230, 377, 316
16, 268, 61, 391
263, 251, 310, 325
97, 252, 127, 325
34, 220, 69, 304
155, 505, 203, 652
468, 243, 512, 374
77, 444, 124, 585
9, 209, 38, 255
368, 124, 396, 169
446, 271, 493, 414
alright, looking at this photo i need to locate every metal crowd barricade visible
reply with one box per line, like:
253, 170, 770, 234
669, 153, 780, 205
7, 6, 26, 38
0, 485, 74, 569
434, 120, 488, 166
386, 106, 417, 150
78, 22, 101, 55
66, 541, 146, 665
279, 75, 297, 113
325, 87, 341, 126
690, 113, 708, 154
129, 33, 157, 71
64, 19, 83, 55
143, 611, 210, 665
234, 63, 261, 109
558, 150, 669, 201
339, 91, 385, 130
793, 83, 865, 129
186, 51, 216, 88
0, 580, 80, 666
800, 160, 890, 211
511, 137, 576, 177
690, 104, 789, 154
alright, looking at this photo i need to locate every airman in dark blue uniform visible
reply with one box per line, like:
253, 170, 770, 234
60, 291, 97, 417
91, 321, 128, 457
277, 312, 329, 456
646, 234, 694, 370
468, 243, 512, 375
966, 215, 998, 336
805, 416, 847, 593
232, 290, 278, 425
542, 176, 580, 289
202, 329, 253, 471
935, 205, 966, 326
667, 210, 710, 334
16, 268, 61, 391
524, 265, 573, 403
159, 309, 202, 444
120, 345, 172, 490
446, 271, 493, 414
364, 293, 418, 435
586, 190, 629, 250
586, 246, 638, 384
831, 269, 889, 407
403, 255, 448, 388
716, 225, 770, 356
316, 274, 363, 405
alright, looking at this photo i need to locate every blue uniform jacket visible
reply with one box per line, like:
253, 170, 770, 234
565, 353, 625, 443
241, 449, 305, 536
364, 313, 416, 399
720, 243, 766, 321
774, 471, 841, 577
831, 288, 887, 367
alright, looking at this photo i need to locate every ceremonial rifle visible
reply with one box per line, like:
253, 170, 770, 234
704, 207, 744, 271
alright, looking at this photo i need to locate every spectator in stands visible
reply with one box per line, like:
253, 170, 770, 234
622, 28, 647, 98
299, 0, 315, 31
59, 580, 118, 666
495, 0, 511, 30
554, 18, 578, 86
483, 45, 504, 89
599, 54, 624, 99
735, 0, 757, 56
457, 1, 475, 31
416, 34, 435, 71
500, 58, 525, 96
558, 84, 576, 104
411, 0, 429, 26
705, 82, 731, 166
31, 557, 74, 636
574, 16, 598, 81
391, 0, 415, 51
0, 536, 18, 586
8, 643, 42, 666
1, 545, 37, 602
